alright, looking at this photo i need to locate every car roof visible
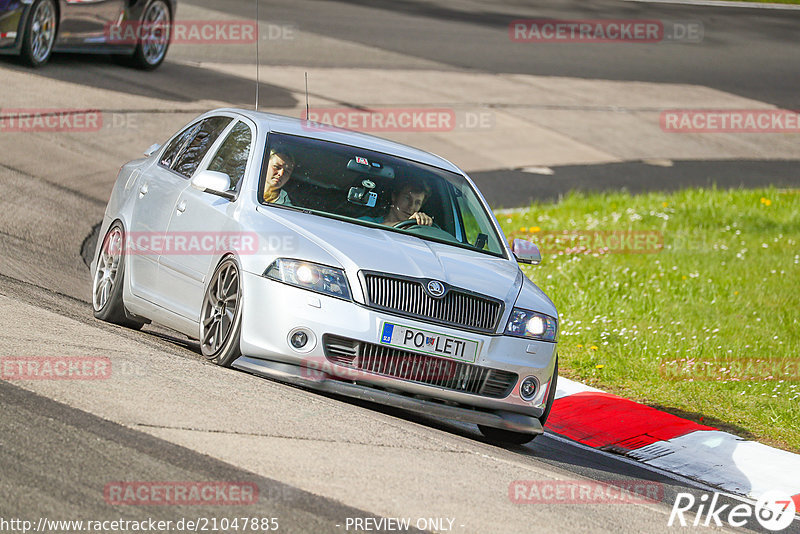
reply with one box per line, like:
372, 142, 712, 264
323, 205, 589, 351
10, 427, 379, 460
212, 108, 464, 175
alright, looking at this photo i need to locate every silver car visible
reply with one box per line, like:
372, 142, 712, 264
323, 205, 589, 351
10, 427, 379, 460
90, 108, 559, 444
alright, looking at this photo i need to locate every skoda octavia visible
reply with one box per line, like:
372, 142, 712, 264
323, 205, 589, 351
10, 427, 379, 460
91, 108, 559, 444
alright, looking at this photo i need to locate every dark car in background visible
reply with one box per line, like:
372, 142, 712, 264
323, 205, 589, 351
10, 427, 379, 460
0, 0, 175, 69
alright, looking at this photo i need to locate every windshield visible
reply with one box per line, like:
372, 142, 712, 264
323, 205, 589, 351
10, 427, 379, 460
259, 133, 507, 257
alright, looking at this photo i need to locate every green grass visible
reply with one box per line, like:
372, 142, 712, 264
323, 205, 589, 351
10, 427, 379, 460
496, 187, 800, 451
728, 0, 800, 4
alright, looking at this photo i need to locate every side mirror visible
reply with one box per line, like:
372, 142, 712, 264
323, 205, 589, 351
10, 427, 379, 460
191, 170, 235, 200
144, 143, 161, 157
511, 238, 541, 265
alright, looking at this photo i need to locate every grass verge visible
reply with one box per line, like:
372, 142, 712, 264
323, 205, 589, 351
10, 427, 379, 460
497, 187, 800, 451
726, 0, 800, 4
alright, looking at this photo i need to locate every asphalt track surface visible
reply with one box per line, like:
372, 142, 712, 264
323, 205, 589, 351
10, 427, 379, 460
1, 0, 799, 533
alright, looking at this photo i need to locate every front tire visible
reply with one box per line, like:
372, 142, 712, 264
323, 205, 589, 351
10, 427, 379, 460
478, 356, 559, 445
127, 0, 172, 70
478, 425, 538, 445
20, 0, 57, 68
200, 257, 243, 367
92, 223, 144, 330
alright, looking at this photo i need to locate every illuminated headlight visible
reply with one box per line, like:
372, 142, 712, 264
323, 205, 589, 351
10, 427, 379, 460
505, 308, 558, 342
264, 259, 351, 301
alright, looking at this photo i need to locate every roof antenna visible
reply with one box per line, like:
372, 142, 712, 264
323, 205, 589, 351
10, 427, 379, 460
255, 0, 260, 111
304, 71, 310, 120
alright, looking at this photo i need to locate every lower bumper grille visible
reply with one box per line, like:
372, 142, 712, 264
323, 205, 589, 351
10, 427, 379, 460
322, 335, 517, 399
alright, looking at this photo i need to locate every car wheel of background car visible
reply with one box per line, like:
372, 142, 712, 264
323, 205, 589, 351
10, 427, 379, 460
20, 0, 57, 67
129, 0, 171, 70
200, 257, 243, 367
92, 222, 145, 330
478, 357, 559, 445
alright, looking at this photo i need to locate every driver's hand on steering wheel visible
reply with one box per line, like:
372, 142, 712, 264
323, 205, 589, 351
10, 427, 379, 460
399, 212, 433, 226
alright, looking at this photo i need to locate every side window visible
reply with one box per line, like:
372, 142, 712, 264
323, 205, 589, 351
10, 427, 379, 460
207, 121, 253, 190
171, 116, 233, 178
455, 191, 503, 254
160, 122, 200, 169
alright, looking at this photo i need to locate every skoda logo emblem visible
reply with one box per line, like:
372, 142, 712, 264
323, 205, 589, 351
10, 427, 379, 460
426, 280, 446, 298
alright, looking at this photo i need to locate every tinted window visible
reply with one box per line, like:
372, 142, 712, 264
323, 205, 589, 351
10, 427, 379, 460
172, 116, 233, 178
160, 122, 200, 168
207, 121, 252, 190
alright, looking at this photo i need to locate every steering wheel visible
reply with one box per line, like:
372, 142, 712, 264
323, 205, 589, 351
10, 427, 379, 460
394, 219, 441, 230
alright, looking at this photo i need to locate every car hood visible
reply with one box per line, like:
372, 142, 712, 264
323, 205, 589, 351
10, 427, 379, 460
254, 206, 529, 307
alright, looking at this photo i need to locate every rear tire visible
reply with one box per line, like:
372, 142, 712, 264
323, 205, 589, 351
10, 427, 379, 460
478, 356, 559, 445
122, 0, 172, 70
20, 0, 57, 67
92, 222, 145, 330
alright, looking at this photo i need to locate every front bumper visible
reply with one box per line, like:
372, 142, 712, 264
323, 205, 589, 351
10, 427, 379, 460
232, 356, 544, 434
237, 271, 557, 429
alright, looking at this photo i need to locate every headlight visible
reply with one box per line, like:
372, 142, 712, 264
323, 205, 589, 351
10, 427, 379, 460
505, 308, 558, 342
264, 258, 352, 301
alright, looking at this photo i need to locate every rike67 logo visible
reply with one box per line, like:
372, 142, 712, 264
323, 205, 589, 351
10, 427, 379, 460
669, 491, 797, 531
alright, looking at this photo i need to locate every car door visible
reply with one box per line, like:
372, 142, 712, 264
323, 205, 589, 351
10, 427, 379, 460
57, 0, 125, 44
128, 115, 232, 305
157, 118, 256, 321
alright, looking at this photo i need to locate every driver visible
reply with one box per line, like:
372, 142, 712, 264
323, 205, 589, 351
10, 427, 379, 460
263, 149, 295, 205
363, 179, 433, 227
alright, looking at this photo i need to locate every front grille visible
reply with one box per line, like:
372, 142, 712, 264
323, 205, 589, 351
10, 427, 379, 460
361, 272, 503, 333
322, 335, 517, 399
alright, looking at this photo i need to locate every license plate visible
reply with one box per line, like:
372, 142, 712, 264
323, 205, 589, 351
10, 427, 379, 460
379, 322, 480, 363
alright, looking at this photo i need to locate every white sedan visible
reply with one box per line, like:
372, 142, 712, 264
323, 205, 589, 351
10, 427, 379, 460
91, 108, 559, 444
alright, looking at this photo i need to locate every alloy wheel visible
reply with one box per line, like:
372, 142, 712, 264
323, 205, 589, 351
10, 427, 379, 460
140, 1, 170, 66
30, 0, 56, 64
201, 260, 240, 356
93, 225, 123, 311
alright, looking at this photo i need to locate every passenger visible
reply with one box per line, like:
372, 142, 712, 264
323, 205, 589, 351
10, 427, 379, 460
263, 149, 295, 205
362, 179, 434, 226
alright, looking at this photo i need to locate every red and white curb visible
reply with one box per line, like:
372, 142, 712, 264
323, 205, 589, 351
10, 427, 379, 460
549, 377, 800, 510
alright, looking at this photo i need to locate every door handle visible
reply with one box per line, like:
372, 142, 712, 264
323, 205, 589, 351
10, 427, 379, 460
138, 183, 148, 198
176, 200, 187, 214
